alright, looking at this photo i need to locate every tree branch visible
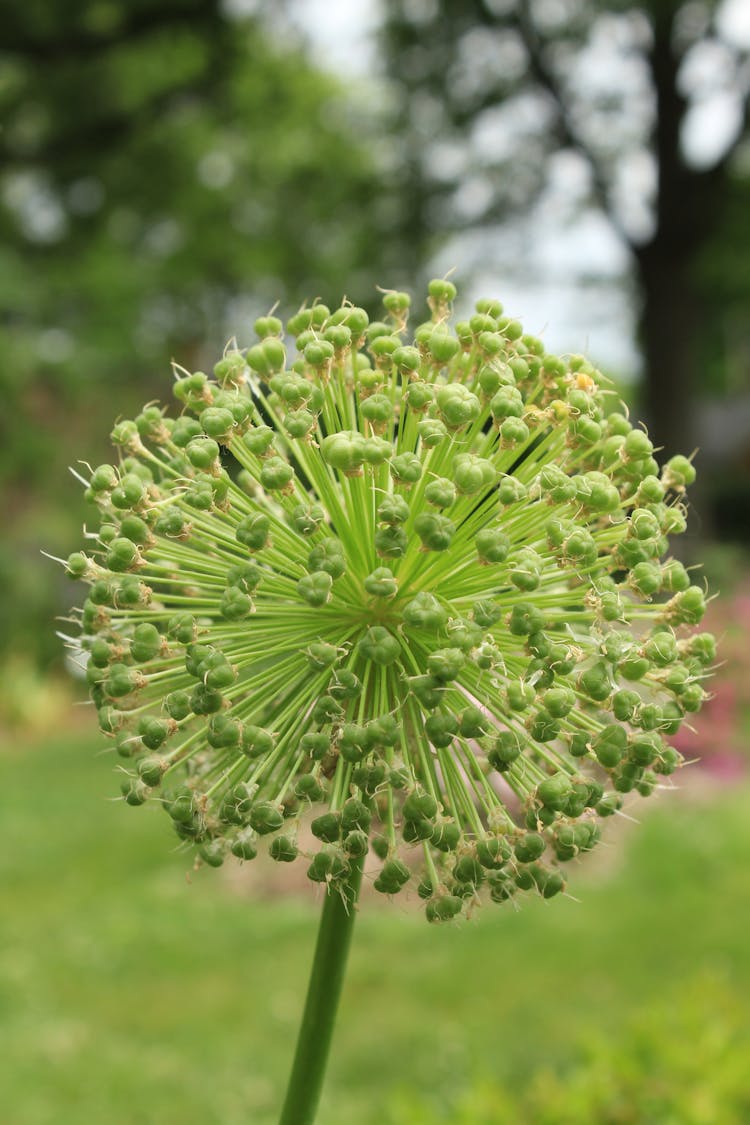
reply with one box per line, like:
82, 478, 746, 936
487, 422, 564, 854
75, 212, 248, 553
512, 0, 630, 246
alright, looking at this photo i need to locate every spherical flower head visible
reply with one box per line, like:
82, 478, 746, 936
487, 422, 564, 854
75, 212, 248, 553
65, 284, 714, 921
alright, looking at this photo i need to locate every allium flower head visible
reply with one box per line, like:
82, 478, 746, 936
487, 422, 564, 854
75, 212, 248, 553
65, 281, 714, 920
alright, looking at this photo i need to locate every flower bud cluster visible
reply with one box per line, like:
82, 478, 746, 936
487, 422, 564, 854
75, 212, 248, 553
65, 280, 713, 920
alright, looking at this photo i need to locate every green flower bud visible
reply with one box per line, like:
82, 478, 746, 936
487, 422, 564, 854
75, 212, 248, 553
536, 773, 573, 810
457, 705, 489, 739
542, 686, 575, 719
358, 626, 400, 666
321, 431, 366, 474
417, 418, 448, 447
260, 456, 294, 492
509, 602, 545, 636
427, 278, 457, 303
435, 384, 480, 429
476, 528, 510, 564
308, 540, 345, 579
472, 600, 502, 629
514, 833, 545, 863
268, 837, 296, 859
374, 525, 408, 558
426, 647, 465, 683
90, 464, 119, 493
374, 857, 411, 895
392, 345, 420, 373
662, 454, 696, 490
506, 680, 535, 712
236, 513, 270, 551
630, 561, 662, 597
490, 387, 523, 422
377, 495, 410, 525
409, 674, 443, 710
404, 382, 433, 412
189, 683, 223, 715
311, 812, 341, 843
364, 567, 398, 598
301, 732, 330, 760
576, 472, 620, 514
414, 512, 456, 551
593, 724, 627, 768
250, 802, 284, 835
497, 476, 527, 505
219, 587, 252, 620
454, 454, 496, 495
390, 452, 422, 486
667, 586, 706, 625
425, 711, 458, 748
612, 689, 640, 722
427, 327, 460, 364
360, 393, 394, 429
402, 592, 447, 631
242, 425, 276, 457
488, 731, 522, 770
298, 571, 333, 606
340, 726, 373, 765
510, 548, 542, 592
425, 895, 463, 922
686, 632, 716, 665
241, 726, 275, 759
130, 623, 161, 663
578, 661, 611, 702
424, 477, 457, 509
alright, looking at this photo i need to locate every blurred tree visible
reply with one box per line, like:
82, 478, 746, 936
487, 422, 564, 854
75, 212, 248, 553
0, 0, 389, 665
380, 0, 750, 459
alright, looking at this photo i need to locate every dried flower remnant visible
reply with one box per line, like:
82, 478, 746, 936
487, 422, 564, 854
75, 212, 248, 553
63, 281, 714, 921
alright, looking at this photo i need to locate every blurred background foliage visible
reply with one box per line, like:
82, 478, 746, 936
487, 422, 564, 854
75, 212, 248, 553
1, 2, 749, 1120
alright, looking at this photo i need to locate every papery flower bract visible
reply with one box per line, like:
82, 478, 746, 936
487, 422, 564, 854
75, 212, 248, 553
65, 281, 714, 920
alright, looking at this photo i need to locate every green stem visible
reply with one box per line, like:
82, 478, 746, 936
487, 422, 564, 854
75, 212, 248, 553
279, 856, 365, 1125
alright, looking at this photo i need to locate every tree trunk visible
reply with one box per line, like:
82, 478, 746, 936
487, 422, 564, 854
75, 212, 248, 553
637, 246, 714, 548
637, 250, 696, 458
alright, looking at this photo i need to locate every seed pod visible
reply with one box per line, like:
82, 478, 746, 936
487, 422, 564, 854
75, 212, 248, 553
358, 626, 400, 666
426, 895, 463, 922
129, 623, 161, 663
435, 384, 480, 429
374, 525, 408, 558
488, 731, 522, 770
298, 571, 333, 607
454, 454, 496, 495
301, 732, 330, 761
249, 802, 284, 835
308, 540, 346, 578
364, 567, 398, 598
377, 495, 410, 525
536, 773, 573, 811
241, 726, 275, 759
593, 724, 627, 768
236, 513, 271, 551
424, 477, 457, 509
431, 821, 461, 852
414, 512, 456, 551
514, 833, 546, 864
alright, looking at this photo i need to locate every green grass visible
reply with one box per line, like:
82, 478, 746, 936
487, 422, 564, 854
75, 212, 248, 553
2, 730, 749, 1124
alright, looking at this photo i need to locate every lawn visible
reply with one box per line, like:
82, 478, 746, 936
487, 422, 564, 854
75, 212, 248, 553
2, 730, 749, 1123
